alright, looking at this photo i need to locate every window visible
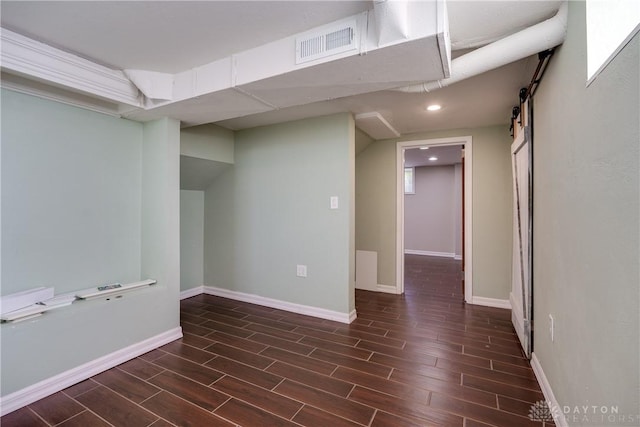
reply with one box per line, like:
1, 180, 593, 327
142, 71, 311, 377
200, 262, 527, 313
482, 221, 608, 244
404, 167, 415, 194
586, 0, 640, 83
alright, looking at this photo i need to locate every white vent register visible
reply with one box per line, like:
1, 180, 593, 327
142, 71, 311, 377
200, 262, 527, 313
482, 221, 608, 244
296, 18, 358, 64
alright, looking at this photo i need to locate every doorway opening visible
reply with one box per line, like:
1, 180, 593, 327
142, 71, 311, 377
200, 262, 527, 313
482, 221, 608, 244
396, 136, 473, 302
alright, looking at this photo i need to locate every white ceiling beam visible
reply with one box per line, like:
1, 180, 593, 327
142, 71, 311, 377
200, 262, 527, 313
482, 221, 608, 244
0, 28, 141, 107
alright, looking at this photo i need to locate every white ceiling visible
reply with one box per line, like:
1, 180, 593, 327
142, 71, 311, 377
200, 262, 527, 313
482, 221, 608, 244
0, 1, 373, 72
0, 0, 563, 136
405, 145, 462, 167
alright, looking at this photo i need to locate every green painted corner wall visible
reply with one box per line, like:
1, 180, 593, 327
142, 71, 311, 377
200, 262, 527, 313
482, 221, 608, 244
180, 190, 204, 292
1, 91, 180, 396
355, 125, 513, 300
532, 1, 639, 419
203, 114, 355, 315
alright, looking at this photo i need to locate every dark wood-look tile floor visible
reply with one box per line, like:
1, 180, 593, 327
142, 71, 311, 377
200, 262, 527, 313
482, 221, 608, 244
2, 255, 552, 426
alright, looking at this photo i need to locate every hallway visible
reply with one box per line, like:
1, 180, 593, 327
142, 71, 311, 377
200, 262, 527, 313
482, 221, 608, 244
2, 256, 549, 426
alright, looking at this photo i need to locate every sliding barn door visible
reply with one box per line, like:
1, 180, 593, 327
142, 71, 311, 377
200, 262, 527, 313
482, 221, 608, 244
511, 126, 532, 358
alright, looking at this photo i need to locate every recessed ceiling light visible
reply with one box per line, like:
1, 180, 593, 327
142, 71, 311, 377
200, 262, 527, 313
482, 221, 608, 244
426, 104, 441, 111
429, 156, 438, 161
419, 146, 429, 150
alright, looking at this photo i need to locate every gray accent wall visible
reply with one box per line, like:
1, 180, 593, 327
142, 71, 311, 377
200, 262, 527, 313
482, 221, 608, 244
204, 114, 355, 315
533, 1, 639, 418
355, 125, 512, 299
1, 90, 181, 396
404, 165, 462, 255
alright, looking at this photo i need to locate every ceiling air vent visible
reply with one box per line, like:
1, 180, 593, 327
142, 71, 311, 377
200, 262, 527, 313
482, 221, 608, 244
296, 18, 358, 64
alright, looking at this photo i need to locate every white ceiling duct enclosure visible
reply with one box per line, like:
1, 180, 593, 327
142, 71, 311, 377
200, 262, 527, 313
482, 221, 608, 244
393, 1, 567, 93
123, 1, 452, 126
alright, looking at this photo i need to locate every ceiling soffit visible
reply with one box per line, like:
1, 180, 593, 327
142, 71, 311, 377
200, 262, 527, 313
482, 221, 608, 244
1, 1, 450, 128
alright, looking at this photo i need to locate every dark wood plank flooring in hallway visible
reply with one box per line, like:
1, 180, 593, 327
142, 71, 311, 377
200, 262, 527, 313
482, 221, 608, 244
2, 255, 551, 426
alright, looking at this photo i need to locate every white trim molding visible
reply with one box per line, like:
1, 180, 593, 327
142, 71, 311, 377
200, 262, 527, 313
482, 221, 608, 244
0, 327, 182, 416
0, 28, 141, 107
531, 352, 568, 427
204, 286, 355, 324
376, 284, 399, 294
397, 136, 473, 302
180, 286, 205, 300
405, 249, 456, 258
470, 296, 512, 310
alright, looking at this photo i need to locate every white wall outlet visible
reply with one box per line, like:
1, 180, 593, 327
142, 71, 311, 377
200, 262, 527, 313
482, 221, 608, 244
330, 196, 339, 209
296, 264, 307, 278
549, 314, 555, 342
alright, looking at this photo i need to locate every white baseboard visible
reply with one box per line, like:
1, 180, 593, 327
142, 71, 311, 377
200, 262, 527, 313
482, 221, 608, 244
470, 296, 512, 309
203, 286, 355, 324
180, 286, 204, 300
531, 352, 568, 427
454, 254, 462, 260
376, 284, 399, 294
0, 327, 183, 416
405, 249, 456, 258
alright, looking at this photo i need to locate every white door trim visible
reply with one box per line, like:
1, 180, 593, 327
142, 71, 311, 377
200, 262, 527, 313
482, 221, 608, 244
396, 136, 473, 301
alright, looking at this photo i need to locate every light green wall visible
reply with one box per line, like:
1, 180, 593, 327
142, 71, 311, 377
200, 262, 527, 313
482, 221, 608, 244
1, 89, 142, 295
180, 190, 204, 291
204, 114, 355, 315
0, 91, 180, 396
533, 1, 639, 419
141, 117, 181, 315
355, 138, 397, 286
355, 125, 513, 299
355, 127, 374, 155
180, 123, 234, 163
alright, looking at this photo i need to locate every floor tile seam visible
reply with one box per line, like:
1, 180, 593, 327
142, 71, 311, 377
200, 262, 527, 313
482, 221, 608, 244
289, 403, 306, 423
462, 350, 529, 363
428, 390, 539, 419
210, 386, 301, 422
139, 368, 168, 387
349, 388, 459, 426
434, 363, 540, 388
62, 407, 117, 427
60, 378, 101, 400
273, 379, 371, 425
24, 404, 59, 427
458, 368, 540, 391
179, 317, 210, 327
372, 343, 484, 366
463, 344, 528, 359
158, 344, 220, 366
145, 356, 223, 387
336, 333, 405, 349
141, 386, 228, 419
309, 348, 395, 377
340, 373, 431, 405
388, 373, 505, 410
246, 335, 314, 356
462, 373, 545, 395
290, 328, 360, 347
92, 373, 163, 407
48, 409, 89, 427
269, 365, 361, 401
75, 383, 160, 425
